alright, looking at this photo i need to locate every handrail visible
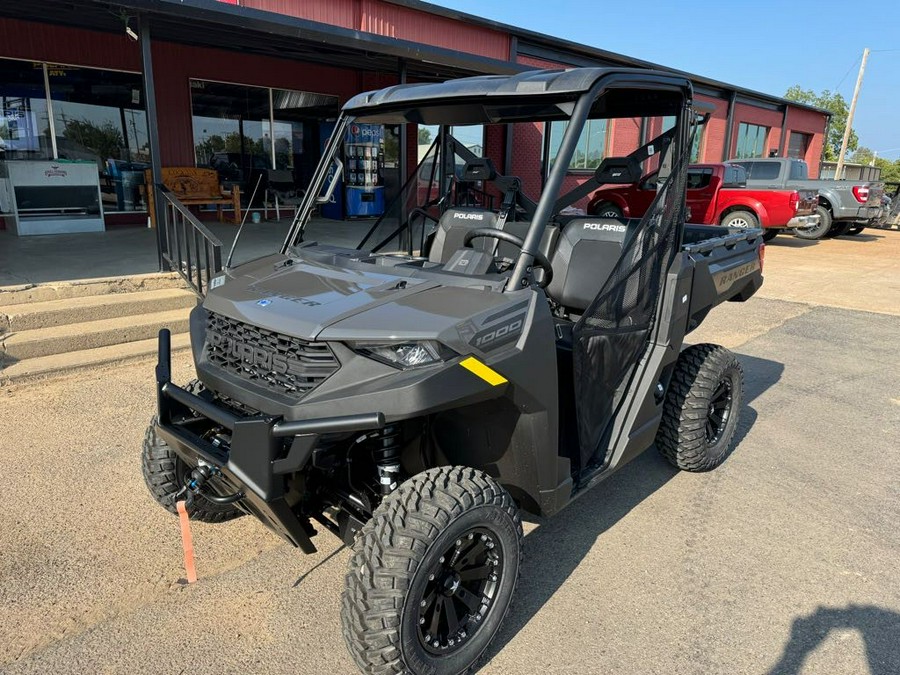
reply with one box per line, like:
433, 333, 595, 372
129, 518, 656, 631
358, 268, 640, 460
155, 184, 224, 297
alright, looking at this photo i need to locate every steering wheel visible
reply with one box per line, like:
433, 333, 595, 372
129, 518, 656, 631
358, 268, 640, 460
463, 228, 554, 288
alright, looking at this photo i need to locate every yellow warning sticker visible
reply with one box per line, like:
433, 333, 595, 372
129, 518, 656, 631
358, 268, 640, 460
459, 356, 508, 386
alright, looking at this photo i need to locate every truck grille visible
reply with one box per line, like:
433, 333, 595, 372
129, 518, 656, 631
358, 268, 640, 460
205, 312, 339, 397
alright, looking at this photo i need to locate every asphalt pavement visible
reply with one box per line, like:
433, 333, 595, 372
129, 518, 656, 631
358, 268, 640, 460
1, 231, 899, 674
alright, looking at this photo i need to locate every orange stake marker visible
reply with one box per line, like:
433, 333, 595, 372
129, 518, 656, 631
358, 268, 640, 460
176, 500, 198, 584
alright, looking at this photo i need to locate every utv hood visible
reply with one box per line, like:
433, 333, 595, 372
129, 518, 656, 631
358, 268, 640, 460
203, 254, 440, 339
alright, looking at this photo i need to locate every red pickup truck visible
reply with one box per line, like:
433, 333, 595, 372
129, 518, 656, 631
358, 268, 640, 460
587, 163, 819, 240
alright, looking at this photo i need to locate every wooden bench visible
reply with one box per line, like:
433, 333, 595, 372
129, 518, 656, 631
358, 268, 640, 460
145, 167, 241, 227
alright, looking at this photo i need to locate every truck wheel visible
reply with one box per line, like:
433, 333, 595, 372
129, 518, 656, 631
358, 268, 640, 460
846, 225, 866, 235
592, 202, 623, 219
141, 381, 243, 523
762, 230, 778, 242
721, 210, 758, 229
826, 222, 852, 238
656, 344, 743, 472
794, 205, 831, 240
342, 466, 523, 675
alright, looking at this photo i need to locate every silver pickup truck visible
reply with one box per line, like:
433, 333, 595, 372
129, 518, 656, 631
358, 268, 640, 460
728, 157, 884, 239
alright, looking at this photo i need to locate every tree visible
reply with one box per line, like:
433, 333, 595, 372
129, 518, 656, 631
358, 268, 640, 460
418, 127, 433, 145
851, 147, 875, 165
849, 147, 900, 183
61, 118, 125, 161
784, 86, 857, 162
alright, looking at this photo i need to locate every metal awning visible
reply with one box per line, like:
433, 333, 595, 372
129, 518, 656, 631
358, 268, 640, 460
0, 0, 523, 80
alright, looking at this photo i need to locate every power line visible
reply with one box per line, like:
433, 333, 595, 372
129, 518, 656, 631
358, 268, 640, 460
833, 55, 860, 92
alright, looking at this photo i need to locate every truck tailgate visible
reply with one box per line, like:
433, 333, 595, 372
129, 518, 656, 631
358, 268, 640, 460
796, 189, 817, 215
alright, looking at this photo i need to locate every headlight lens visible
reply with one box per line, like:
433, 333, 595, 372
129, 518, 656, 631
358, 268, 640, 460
348, 340, 456, 369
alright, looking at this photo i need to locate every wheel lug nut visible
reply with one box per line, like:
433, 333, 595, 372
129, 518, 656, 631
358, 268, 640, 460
428, 574, 435, 581
420, 618, 425, 625
468, 533, 474, 539
420, 600, 427, 607
439, 556, 445, 563
456, 539, 461, 546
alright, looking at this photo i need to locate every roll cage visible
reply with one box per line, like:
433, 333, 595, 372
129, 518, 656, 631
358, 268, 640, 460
281, 67, 695, 289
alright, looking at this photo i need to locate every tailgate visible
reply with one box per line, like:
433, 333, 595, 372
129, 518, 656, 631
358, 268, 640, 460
796, 189, 817, 215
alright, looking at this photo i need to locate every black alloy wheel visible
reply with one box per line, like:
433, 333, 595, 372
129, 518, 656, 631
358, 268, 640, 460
417, 527, 504, 655
705, 378, 734, 446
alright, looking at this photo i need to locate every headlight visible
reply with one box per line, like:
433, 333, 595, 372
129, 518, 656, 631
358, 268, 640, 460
348, 340, 457, 369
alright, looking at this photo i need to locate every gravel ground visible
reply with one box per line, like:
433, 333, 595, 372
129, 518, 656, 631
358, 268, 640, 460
1, 231, 898, 675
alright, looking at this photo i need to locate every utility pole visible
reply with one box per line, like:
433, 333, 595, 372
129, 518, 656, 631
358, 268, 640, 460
835, 47, 869, 180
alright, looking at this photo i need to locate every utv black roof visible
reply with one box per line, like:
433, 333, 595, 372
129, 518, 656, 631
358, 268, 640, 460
344, 67, 693, 124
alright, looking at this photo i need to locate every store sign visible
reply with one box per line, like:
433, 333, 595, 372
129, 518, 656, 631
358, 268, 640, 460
44, 165, 69, 179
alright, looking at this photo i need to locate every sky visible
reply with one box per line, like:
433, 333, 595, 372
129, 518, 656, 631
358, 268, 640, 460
436, 0, 900, 160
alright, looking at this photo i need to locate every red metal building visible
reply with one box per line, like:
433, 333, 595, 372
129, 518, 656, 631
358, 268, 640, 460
0, 0, 830, 230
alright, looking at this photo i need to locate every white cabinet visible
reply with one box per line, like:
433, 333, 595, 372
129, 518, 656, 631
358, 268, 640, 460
0, 160, 104, 235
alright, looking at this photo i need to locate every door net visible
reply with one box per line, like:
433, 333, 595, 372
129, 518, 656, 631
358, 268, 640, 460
571, 135, 690, 472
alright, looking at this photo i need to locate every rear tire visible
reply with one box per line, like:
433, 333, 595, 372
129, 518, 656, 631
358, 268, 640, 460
794, 205, 831, 239
721, 210, 758, 229
827, 222, 852, 237
656, 344, 744, 472
342, 466, 523, 675
141, 380, 243, 523
592, 202, 623, 219
846, 225, 866, 236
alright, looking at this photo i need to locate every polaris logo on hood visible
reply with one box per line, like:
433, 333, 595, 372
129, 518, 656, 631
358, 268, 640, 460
583, 222, 626, 232
453, 212, 485, 220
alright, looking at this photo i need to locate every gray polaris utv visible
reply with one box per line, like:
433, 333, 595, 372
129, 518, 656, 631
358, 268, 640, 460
143, 67, 764, 674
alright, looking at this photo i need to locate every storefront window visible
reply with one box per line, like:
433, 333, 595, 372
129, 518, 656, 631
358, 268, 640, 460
0, 59, 150, 213
0, 59, 53, 160
547, 119, 608, 171
192, 81, 338, 198
735, 123, 768, 159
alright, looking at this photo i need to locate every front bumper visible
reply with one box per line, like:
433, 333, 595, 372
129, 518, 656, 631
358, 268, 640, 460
154, 329, 384, 552
786, 214, 820, 229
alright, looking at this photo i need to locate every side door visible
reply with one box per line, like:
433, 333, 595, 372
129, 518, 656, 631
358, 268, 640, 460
685, 167, 716, 223
630, 171, 660, 216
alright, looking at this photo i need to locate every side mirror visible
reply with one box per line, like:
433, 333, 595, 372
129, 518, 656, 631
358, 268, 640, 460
316, 158, 344, 204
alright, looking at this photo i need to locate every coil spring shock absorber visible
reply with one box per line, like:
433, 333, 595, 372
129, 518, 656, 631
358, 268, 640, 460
372, 424, 402, 495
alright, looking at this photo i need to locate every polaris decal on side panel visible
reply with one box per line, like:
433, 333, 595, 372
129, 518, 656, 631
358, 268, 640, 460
453, 212, 485, 220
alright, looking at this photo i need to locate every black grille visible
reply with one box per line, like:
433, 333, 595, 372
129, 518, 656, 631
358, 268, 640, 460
205, 312, 339, 397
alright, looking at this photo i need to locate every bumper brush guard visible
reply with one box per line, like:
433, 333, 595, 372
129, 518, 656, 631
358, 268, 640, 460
154, 328, 385, 553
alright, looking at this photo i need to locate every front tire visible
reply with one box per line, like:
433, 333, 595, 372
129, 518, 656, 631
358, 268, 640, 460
794, 205, 832, 240
656, 344, 744, 472
342, 466, 523, 675
141, 380, 243, 523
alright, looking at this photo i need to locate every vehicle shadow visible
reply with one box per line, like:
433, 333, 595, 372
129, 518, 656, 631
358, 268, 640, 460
833, 233, 884, 243
767, 605, 900, 675
478, 353, 782, 669
767, 237, 819, 248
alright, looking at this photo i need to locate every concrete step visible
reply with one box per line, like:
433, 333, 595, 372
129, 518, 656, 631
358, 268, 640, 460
0, 332, 191, 385
1, 308, 191, 361
0, 288, 197, 332
0, 272, 186, 306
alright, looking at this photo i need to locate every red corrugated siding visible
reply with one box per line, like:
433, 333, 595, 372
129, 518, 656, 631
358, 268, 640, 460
242, 0, 358, 29
0, 18, 141, 71
243, 0, 509, 60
